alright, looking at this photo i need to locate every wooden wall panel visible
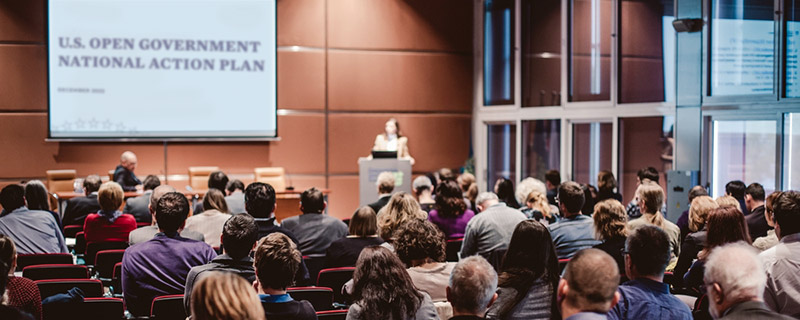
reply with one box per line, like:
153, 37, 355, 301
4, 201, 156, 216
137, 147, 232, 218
328, 175, 359, 219
278, 51, 325, 110
0, 113, 57, 178
0, 0, 44, 42
277, 0, 325, 47
0, 45, 47, 111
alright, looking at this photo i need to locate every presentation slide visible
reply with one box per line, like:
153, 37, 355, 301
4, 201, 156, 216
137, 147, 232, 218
48, 0, 277, 139
710, 18, 774, 96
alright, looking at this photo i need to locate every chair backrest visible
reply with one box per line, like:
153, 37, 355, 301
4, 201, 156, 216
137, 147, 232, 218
558, 258, 570, 273
150, 294, 187, 320
23, 264, 89, 281
46, 169, 77, 193
111, 262, 123, 295
84, 297, 124, 320
316, 310, 348, 320
16, 253, 73, 271
136, 222, 151, 228
63, 225, 83, 238
94, 249, 126, 279
85, 242, 128, 265
303, 256, 326, 285
188, 166, 219, 191
35, 279, 104, 300
254, 167, 286, 191
75, 232, 86, 255
287, 287, 334, 311
445, 238, 463, 262
316, 267, 355, 304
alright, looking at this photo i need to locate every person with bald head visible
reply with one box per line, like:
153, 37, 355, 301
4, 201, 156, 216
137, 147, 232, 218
558, 249, 620, 320
114, 151, 142, 192
128, 185, 204, 245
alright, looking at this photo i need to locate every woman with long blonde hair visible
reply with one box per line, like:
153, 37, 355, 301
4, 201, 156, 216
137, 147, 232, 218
626, 181, 681, 261
377, 192, 427, 241
191, 271, 265, 320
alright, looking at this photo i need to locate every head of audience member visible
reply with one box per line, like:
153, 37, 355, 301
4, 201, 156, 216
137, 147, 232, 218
557, 181, 585, 218
0, 184, 26, 212
625, 225, 671, 281
435, 179, 467, 217
689, 196, 719, 232
498, 219, 561, 319
393, 219, 445, 268
98, 182, 124, 213
208, 171, 229, 192
744, 183, 766, 212
412, 176, 433, 200
475, 192, 499, 213
448, 256, 498, 317
764, 191, 782, 228
155, 192, 190, 234
699, 206, 751, 260
636, 181, 667, 229
120, 151, 138, 172
636, 167, 659, 185
715, 195, 740, 209
425, 172, 439, 193
376, 171, 396, 196
203, 189, 230, 214
545, 170, 561, 190
83, 174, 102, 195
299, 187, 325, 214
376, 192, 426, 240
703, 242, 765, 319
349, 206, 378, 237
141, 175, 160, 192
494, 178, 520, 208
438, 168, 455, 181
515, 177, 547, 207
244, 182, 276, 218
558, 249, 620, 319
24, 180, 51, 212
221, 214, 259, 260
191, 271, 266, 320
725, 180, 746, 201
688, 185, 709, 205
253, 232, 301, 293
769, 191, 800, 239
593, 200, 628, 241
352, 246, 423, 319
149, 185, 177, 215
597, 170, 617, 193
526, 191, 552, 220
384, 118, 401, 137
457, 173, 475, 193
581, 184, 597, 215
226, 179, 244, 196
0, 235, 17, 276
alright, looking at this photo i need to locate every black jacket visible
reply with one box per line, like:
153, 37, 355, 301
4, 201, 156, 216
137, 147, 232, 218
113, 165, 141, 192
62, 194, 100, 226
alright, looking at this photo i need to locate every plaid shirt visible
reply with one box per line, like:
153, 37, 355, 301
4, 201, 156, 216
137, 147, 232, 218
7, 276, 42, 320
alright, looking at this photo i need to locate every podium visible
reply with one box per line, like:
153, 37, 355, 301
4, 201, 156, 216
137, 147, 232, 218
358, 158, 412, 207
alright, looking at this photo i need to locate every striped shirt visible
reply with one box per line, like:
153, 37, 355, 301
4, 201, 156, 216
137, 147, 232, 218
548, 214, 600, 259
486, 278, 554, 320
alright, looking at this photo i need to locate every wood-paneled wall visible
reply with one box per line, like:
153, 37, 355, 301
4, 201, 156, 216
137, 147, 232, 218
0, 0, 474, 218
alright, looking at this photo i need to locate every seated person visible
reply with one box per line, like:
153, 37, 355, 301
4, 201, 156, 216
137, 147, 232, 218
83, 182, 137, 244
412, 176, 436, 213
280, 187, 347, 256
324, 206, 384, 269
184, 189, 232, 247
24, 180, 62, 231
592, 199, 629, 282
461, 192, 527, 259
626, 181, 681, 262
113, 151, 141, 192
123, 175, 161, 224
427, 180, 475, 239
193, 170, 228, 214
558, 249, 620, 320
190, 271, 265, 320
394, 219, 455, 302
0, 235, 42, 319
62, 175, 102, 227
548, 182, 601, 259
225, 179, 247, 214
673, 196, 717, 286
447, 256, 498, 320
121, 192, 217, 317
128, 185, 204, 245
0, 255, 35, 320
0, 185, 67, 254
253, 233, 317, 320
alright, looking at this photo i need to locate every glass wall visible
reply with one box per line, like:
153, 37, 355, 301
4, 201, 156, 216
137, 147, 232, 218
570, 0, 613, 102
618, 116, 674, 202
484, 0, 515, 105
712, 120, 777, 197
572, 122, 612, 186
522, 120, 561, 180
487, 123, 517, 190
784, 113, 800, 190
619, 0, 675, 103
521, 0, 562, 107
786, 0, 800, 97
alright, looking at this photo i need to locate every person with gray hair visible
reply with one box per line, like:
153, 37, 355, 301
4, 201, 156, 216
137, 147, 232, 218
114, 150, 142, 191
704, 242, 792, 319
413, 175, 436, 212
447, 255, 498, 319
460, 192, 526, 260
365, 171, 395, 214
128, 185, 204, 245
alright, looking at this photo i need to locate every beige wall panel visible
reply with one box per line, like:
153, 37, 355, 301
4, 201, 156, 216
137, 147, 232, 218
277, 0, 325, 47
327, 175, 359, 220
0, 0, 44, 42
0, 45, 46, 111
278, 51, 325, 110
0, 113, 57, 178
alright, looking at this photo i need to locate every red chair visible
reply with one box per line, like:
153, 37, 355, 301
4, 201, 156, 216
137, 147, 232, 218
75, 232, 86, 255
316, 309, 348, 320
317, 267, 355, 304
445, 238, 463, 262
288, 286, 334, 311
304, 255, 326, 285
85, 242, 128, 265
558, 258, 570, 273
94, 249, 125, 280
111, 262, 123, 296
35, 279, 103, 300
63, 225, 83, 238
136, 222, 151, 228
16, 253, 73, 271
83, 297, 124, 319
22, 264, 89, 281
150, 294, 186, 320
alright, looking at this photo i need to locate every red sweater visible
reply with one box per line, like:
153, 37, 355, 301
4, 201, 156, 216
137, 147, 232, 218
83, 212, 137, 243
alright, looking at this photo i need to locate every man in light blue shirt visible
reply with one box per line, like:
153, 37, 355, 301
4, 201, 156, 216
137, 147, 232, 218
461, 192, 527, 259
548, 181, 600, 259
0, 184, 68, 254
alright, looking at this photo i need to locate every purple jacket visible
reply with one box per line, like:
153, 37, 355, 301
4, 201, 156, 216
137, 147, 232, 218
428, 209, 476, 239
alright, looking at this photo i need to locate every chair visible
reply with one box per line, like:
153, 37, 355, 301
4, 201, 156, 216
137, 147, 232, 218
46, 169, 77, 193
316, 310, 348, 320
558, 258, 570, 273
136, 222, 151, 228
188, 166, 219, 191
22, 264, 89, 281
16, 253, 73, 271
445, 238, 463, 262
85, 242, 128, 265
303, 255, 326, 285
150, 294, 186, 320
288, 287, 334, 311
107, 170, 115, 182
94, 249, 126, 280
75, 232, 86, 255
111, 262, 123, 296
63, 225, 83, 238
317, 267, 355, 304
254, 167, 286, 191
83, 297, 124, 320
35, 279, 104, 300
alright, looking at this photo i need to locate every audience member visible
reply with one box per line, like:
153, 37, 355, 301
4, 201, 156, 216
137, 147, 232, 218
745, 183, 770, 240
62, 174, 102, 226
625, 167, 661, 219
376, 192, 427, 243
523, 191, 556, 224
558, 249, 620, 320
716, 195, 740, 208
194, 170, 229, 213
457, 173, 478, 210
0, 254, 34, 320
128, 185, 205, 245
515, 177, 546, 209
252, 233, 317, 320
394, 219, 455, 302
0, 185, 67, 254
0, 235, 42, 319
592, 200, 628, 281
123, 174, 160, 223
495, 178, 520, 209
725, 180, 748, 215
225, 179, 247, 214
190, 271, 266, 320
545, 170, 561, 206
580, 184, 597, 215
428, 180, 475, 239
413, 176, 436, 213
607, 225, 691, 320
626, 181, 680, 261
548, 182, 601, 259
113, 151, 141, 192
23, 180, 62, 230
324, 206, 384, 269
121, 192, 217, 317
367, 171, 395, 214
448, 256, 498, 320
461, 192, 526, 259
684, 206, 751, 293
760, 191, 800, 317
348, 246, 440, 320
753, 192, 781, 251
184, 214, 259, 314
704, 242, 792, 320
596, 171, 622, 203
282, 187, 348, 256
83, 182, 137, 244
673, 195, 718, 286
676, 186, 708, 244
184, 188, 231, 247
486, 220, 560, 320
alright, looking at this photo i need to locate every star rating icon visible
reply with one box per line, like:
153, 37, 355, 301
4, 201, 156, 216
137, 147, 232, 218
88, 118, 99, 129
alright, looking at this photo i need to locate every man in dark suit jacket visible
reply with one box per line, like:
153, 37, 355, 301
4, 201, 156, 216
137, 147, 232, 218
113, 151, 141, 192
745, 183, 770, 240
365, 171, 395, 214
62, 175, 102, 226
123, 175, 161, 223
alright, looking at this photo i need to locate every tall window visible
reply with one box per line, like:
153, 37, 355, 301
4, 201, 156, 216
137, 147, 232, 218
488, 123, 517, 190
572, 122, 612, 186
522, 0, 562, 107
619, 0, 675, 103
784, 113, 800, 190
522, 120, 561, 180
484, 0, 515, 105
618, 116, 674, 202
570, 0, 613, 102
786, 0, 800, 97
712, 119, 777, 197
